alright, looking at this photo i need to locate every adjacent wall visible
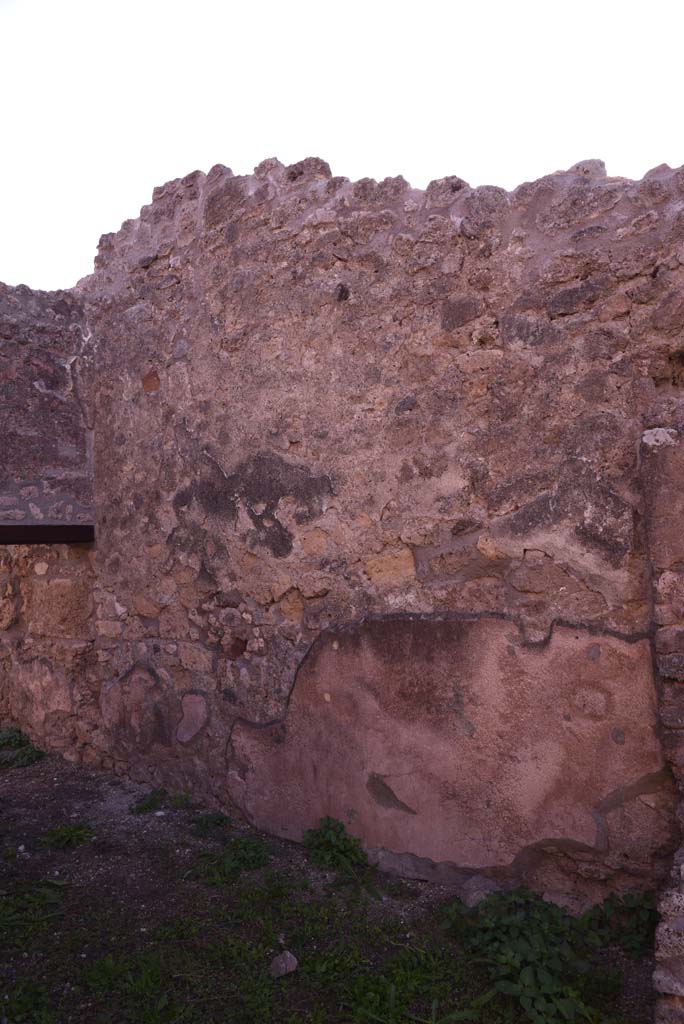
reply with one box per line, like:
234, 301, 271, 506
4, 157, 684, 1013
0, 285, 93, 537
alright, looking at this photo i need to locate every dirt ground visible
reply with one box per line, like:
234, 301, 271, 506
0, 752, 656, 1024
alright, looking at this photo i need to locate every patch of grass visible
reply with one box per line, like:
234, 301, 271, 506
442, 887, 638, 1024
196, 835, 271, 884
42, 823, 96, 848
0, 881, 69, 950
224, 870, 300, 936
304, 816, 368, 872
82, 934, 276, 1024
8, 745, 44, 768
192, 811, 230, 837
0, 726, 31, 749
381, 877, 419, 900
286, 894, 341, 947
129, 788, 167, 814
152, 915, 202, 942
579, 890, 658, 958
0, 727, 44, 769
0, 770, 654, 1024
3, 980, 54, 1023
169, 792, 192, 810
84, 950, 177, 1023
3, 869, 651, 1024
302, 941, 368, 990
342, 944, 461, 1024
83, 952, 132, 997
120, 952, 173, 1021
203, 935, 274, 1019
304, 817, 381, 899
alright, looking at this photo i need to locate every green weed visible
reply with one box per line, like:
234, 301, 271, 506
84, 951, 176, 1022
83, 953, 132, 997
196, 835, 271, 884
0, 726, 30, 749
304, 817, 381, 899
204, 935, 274, 1020
3, 981, 54, 1023
0, 881, 68, 950
578, 890, 658, 957
192, 811, 230, 837
231, 870, 294, 915
152, 915, 201, 941
303, 942, 368, 990
0, 792, 654, 1024
304, 816, 368, 872
42, 823, 95, 848
0, 727, 44, 769
442, 887, 637, 1024
129, 788, 167, 814
169, 792, 192, 810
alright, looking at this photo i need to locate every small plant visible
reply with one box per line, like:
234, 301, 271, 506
0, 881, 69, 950
192, 811, 230, 837
196, 836, 270, 884
82, 952, 130, 996
381, 877, 417, 900
442, 887, 630, 1024
304, 942, 368, 990
342, 945, 457, 1024
129, 787, 167, 814
42, 823, 95, 848
578, 889, 658, 957
152, 915, 201, 941
83, 950, 176, 1018
169, 792, 192, 810
304, 816, 368, 873
0, 726, 29, 750
3, 980, 54, 1023
0, 727, 44, 769
304, 817, 380, 898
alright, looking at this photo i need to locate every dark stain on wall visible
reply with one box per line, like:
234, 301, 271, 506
173, 451, 333, 557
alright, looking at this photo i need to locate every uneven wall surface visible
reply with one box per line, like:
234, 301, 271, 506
4, 160, 684, 983
0, 285, 93, 537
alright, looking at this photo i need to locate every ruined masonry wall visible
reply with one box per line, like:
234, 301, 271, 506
3, 161, 684, 1002
0, 286, 93, 530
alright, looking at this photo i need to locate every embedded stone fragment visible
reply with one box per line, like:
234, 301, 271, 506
176, 693, 208, 744
29, 578, 93, 639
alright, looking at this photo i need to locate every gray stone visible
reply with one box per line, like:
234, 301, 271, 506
269, 951, 298, 979
461, 875, 502, 908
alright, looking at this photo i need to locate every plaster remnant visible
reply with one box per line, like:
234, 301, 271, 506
643, 428, 679, 448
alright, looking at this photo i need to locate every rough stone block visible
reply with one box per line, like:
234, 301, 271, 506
29, 578, 93, 639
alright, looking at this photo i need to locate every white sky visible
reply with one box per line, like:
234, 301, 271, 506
1, 0, 683, 291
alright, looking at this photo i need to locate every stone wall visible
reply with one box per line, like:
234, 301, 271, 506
0, 284, 93, 539
3, 161, 684, 976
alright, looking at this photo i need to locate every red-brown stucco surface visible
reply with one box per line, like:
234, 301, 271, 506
3, 158, 684, 943
231, 617, 665, 879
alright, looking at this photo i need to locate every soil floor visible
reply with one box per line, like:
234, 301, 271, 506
0, 753, 656, 1024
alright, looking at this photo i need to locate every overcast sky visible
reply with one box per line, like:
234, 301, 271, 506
1, 0, 682, 291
